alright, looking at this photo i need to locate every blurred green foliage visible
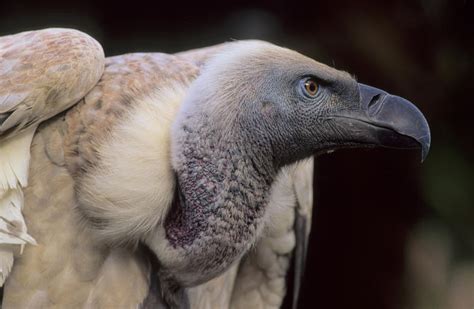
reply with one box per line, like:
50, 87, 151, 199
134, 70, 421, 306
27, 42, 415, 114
424, 143, 474, 250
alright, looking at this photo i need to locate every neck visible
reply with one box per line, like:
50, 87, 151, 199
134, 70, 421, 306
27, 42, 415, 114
158, 118, 276, 285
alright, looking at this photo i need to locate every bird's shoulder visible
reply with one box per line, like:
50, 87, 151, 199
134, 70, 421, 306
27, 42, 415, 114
60, 51, 203, 246
62, 52, 201, 176
0, 28, 104, 139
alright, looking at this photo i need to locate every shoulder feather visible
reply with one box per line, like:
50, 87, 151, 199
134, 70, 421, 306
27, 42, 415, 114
0, 28, 104, 138
67, 52, 200, 246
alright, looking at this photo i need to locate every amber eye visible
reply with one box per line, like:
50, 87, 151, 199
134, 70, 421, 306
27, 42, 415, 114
303, 78, 319, 97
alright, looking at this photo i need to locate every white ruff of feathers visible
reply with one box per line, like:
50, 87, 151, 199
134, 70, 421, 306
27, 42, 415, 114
0, 127, 37, 285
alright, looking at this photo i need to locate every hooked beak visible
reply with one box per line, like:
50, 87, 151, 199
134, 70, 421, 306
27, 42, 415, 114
334, 83, 431, 161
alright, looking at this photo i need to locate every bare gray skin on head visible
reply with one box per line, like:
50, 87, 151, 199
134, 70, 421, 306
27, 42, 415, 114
151, 41, 358, 287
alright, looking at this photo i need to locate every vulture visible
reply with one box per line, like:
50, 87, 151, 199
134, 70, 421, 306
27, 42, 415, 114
0, 28, 430, 308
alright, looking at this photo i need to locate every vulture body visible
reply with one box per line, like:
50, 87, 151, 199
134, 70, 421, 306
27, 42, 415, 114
0, 29, 430, 308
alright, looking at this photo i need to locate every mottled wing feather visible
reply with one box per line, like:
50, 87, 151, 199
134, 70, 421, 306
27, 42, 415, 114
0, 28, 105, 139
64, 52, 199, 177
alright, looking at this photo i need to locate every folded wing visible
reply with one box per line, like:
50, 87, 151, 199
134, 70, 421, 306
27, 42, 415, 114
0, 28, 105, 285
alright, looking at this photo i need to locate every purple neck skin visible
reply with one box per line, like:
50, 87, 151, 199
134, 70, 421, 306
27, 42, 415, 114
164, 123, 276, 283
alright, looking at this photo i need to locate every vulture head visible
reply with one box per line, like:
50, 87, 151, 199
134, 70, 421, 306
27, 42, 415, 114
145, 41, 430, 289
174, 41, 430, 165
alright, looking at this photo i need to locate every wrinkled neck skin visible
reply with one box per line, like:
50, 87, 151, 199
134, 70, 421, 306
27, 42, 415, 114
148, 111, 277, 286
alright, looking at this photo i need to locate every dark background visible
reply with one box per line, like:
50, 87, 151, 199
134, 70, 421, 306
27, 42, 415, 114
1, 0, 473, 308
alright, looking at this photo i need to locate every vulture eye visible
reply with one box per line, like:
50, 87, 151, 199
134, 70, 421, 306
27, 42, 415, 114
301, 78, 319, 97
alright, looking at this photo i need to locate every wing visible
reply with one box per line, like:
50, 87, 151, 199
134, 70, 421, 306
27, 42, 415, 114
0, 28, 104, 138
0, 28, 104, 285
182, 159, 314, 309
291, 159, 314, 309
3, 47, 201, 307
2, 118, 149, 307
227, 159, 314, 309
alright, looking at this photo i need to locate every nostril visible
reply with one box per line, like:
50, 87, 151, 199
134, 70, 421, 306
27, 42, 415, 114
368, 94, 381, 109
367, 93, 385, 117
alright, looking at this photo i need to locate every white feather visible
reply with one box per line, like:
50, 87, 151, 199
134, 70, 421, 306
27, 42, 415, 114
77, 84, 189, 245
0, 247, 13, 285
0, 126, 37, 285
